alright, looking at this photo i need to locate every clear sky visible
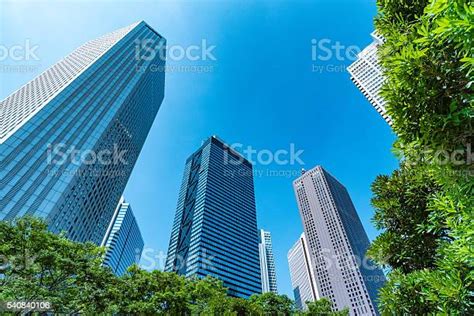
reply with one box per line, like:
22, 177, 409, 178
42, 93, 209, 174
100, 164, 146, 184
1, 0, 397, 297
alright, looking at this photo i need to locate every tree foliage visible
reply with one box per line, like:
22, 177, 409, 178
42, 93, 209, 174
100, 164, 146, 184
0, 217, 311, 315
376, 0, 473, 151
303, 298, 349, 316
369, 0, 473, 314
0, 217, 117, 314
369, 162, 443, 273
249, 292, 295, 315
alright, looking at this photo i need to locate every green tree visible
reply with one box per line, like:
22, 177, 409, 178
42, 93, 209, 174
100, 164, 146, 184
376, 0, 473, 152
112, 265, 189, 314
368, 0, 474, 314
112, 266, 234, 314
376, 0, 430, 24
368, 162, 443, 273
0, 217, 362, 315
0, 217, 249, 315
303, 298, 349, 315
186, 275, 230, 315
0, 217, 116, 314
226, 297, 262, 316
249, 292, 295, 315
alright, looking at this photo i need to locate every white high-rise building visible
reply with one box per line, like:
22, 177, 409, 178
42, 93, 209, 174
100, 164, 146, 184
293, 166, 385, 315
259, 229, 278, 293
288, 233, 318, 310
347, 32, 392, 125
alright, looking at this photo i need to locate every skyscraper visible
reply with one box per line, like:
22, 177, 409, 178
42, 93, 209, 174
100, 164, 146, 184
288, 233, 318, 311
347, 32, 392, 125
293, 166, 385, 315
0, 21, 165, 244
102, 197, 144, 276
165, 136, 262, 298
259, 229, 278, 293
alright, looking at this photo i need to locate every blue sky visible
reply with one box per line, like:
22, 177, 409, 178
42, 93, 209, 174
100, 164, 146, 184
1, 0, 397, 297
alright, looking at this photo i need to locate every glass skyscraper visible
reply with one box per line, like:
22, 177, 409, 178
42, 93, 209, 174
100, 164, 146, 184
259, 229, 278, 293
102, 197, 144, 276
165, 136, 262, 298
293, 166, 385, 315
0, 21, 165, 244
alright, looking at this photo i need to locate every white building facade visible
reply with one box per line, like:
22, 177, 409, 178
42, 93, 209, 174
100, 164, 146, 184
288, 233, 318, 310
347, 32, 392, 125
293, 166, 385, 315
259, 229, 278, 293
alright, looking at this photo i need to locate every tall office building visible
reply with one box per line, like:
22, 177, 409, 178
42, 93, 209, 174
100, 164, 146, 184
102, 197, 144, 276
165, 136, 262, 298
288, 233, 318, 311
293, 166, 385, 315
347, 32, 392, 125
0, 21, 165, 244
259, 229, 278, 293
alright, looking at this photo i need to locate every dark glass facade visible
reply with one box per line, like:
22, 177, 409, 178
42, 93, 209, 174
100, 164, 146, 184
165, 136, 262, 298
103, 197, 144, 276
1, 21, 165, 245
